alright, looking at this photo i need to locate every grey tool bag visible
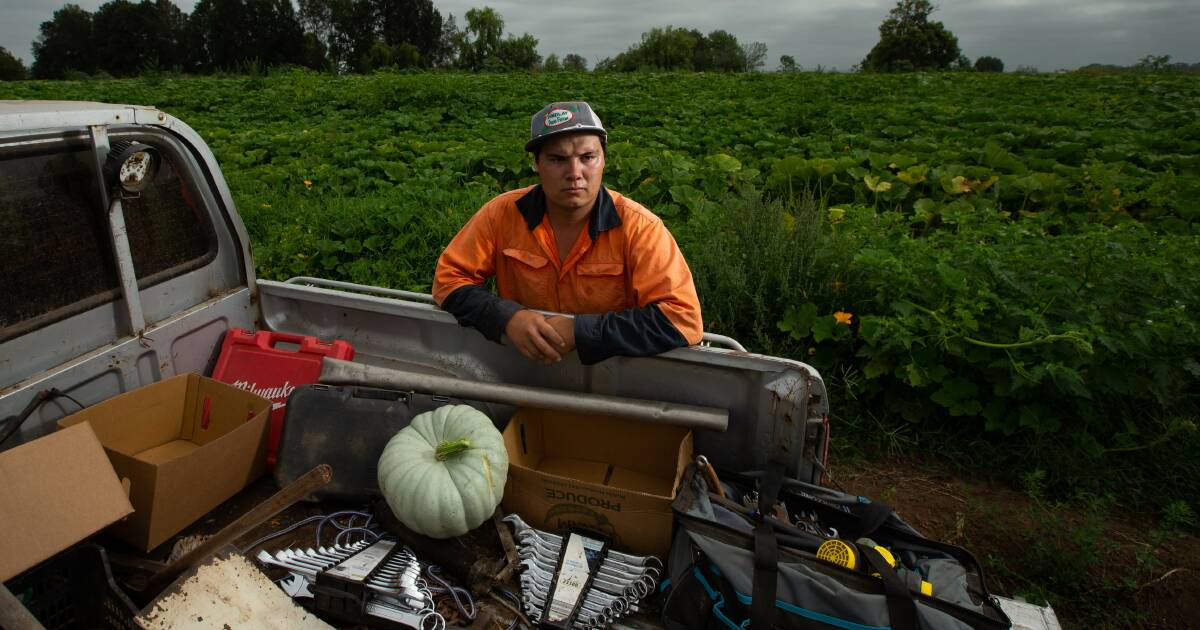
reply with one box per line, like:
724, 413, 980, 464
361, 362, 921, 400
660, 458, 1012, 630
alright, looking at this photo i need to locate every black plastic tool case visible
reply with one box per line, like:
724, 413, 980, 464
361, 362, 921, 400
274, 384, 475, 501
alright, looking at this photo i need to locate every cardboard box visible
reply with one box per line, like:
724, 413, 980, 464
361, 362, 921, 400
58, 373, 270, 551
501, 408, 692, 559
0, 422, 135, 581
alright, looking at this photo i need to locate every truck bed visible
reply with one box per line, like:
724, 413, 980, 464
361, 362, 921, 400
257, 277, 829, 480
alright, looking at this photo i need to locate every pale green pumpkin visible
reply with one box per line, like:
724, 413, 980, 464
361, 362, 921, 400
377, 404, 508, 539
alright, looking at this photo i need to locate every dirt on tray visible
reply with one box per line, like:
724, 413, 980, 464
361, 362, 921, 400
831, 456, 1200, 629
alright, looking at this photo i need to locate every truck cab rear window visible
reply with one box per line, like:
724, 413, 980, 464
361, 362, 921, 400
0, 136, 217, 336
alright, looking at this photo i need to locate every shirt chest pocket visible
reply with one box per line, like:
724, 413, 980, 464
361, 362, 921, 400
575, 262, 628, 309
500, 248, 554, 307
502, 248, 550, 270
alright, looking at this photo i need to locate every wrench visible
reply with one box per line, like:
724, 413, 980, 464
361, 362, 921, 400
519, 560, 648, 600
522, 595, 622, 629
520, 579, 636, 615
518, 542, 660, 582
259, 551, 432, 606
514, 531, 662, 572
516, 533, 658, 575
505, 515, 663, 569
518, 558, 650, 599
290, 548, 422, 583
280, 548, 425, 591
365, 598, 444, 630
521, 594, 616, 626
515, 537, 659, 593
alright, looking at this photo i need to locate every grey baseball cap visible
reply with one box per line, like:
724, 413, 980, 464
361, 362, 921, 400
525, 101, 607, 153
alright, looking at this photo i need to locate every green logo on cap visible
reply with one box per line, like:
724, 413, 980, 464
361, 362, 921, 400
545, 109, 574, 127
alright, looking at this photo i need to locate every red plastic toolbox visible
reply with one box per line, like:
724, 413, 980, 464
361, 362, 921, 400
211, 328, 355, 470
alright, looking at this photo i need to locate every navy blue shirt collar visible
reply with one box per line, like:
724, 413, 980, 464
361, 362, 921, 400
515, 185, 621, 241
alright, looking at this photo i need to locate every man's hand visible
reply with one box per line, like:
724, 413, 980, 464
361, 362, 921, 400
505, 310, 567, 364
545, 316, 576, 355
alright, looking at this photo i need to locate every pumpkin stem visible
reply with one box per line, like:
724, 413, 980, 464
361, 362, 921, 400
435, 438, 471, 461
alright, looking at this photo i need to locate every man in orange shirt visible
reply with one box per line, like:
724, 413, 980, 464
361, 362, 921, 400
433, 101, 703, 365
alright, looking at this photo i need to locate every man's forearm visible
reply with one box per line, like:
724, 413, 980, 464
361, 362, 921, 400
573, 304, 689, 365
440, 285, 525, 343
442, 288, 690, 363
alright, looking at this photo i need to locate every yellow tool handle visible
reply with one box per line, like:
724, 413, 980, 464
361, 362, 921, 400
816, 539, 933, 596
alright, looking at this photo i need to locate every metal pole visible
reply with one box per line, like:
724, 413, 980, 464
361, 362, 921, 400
90, 125, 145, 334
318, 358, 728, 432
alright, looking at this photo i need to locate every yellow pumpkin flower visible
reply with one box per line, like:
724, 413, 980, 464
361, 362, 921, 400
304, 179, 313, 188
834, 311, 853, 325
864, 175, 892, 193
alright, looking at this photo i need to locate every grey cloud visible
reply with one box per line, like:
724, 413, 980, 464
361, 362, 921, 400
941, 0, 1200, 69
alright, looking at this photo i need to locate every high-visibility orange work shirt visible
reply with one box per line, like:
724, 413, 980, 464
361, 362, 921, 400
433, 185, 703, 364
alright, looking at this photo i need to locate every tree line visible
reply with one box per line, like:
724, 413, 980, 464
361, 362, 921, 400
0, 0, 997, 80
2, 0, 771, 79
2, 0, 1190, 81
4, 0, 565, 79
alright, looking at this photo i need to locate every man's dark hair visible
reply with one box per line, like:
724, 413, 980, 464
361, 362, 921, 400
531, 132, 607, 161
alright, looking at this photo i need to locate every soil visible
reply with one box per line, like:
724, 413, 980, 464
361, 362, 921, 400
831, 455, 1200, 629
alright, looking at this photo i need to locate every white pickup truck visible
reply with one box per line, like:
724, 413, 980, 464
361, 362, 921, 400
0, 100, 830, 474
1, 102, 1066, 630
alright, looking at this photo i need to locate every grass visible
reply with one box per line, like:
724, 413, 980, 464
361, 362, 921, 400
241, 187, 493, 290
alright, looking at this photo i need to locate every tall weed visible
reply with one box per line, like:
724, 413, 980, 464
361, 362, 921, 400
675, 188, 866, 358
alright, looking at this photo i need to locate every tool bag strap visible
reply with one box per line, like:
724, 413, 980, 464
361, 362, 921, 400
850, 500, 896, 539
750, 456, 787, 628
859, 545, 919, 630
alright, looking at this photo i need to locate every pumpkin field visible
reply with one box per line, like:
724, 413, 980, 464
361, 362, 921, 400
3, 69, 1198, 626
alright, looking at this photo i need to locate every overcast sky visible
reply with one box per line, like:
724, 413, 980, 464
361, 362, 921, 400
2, 0, 1197, 71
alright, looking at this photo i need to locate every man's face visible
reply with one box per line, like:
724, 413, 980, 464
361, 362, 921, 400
534, 133, 605, 215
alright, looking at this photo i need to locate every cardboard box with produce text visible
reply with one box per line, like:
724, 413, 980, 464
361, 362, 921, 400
58, 373, 270, 551
501, 408, 692, 559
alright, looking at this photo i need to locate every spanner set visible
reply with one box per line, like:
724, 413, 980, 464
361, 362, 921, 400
504, 514, 660, 629
256, 538, 445, 630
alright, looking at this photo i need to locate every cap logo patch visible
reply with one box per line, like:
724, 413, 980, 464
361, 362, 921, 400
545, 109, 574, 127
